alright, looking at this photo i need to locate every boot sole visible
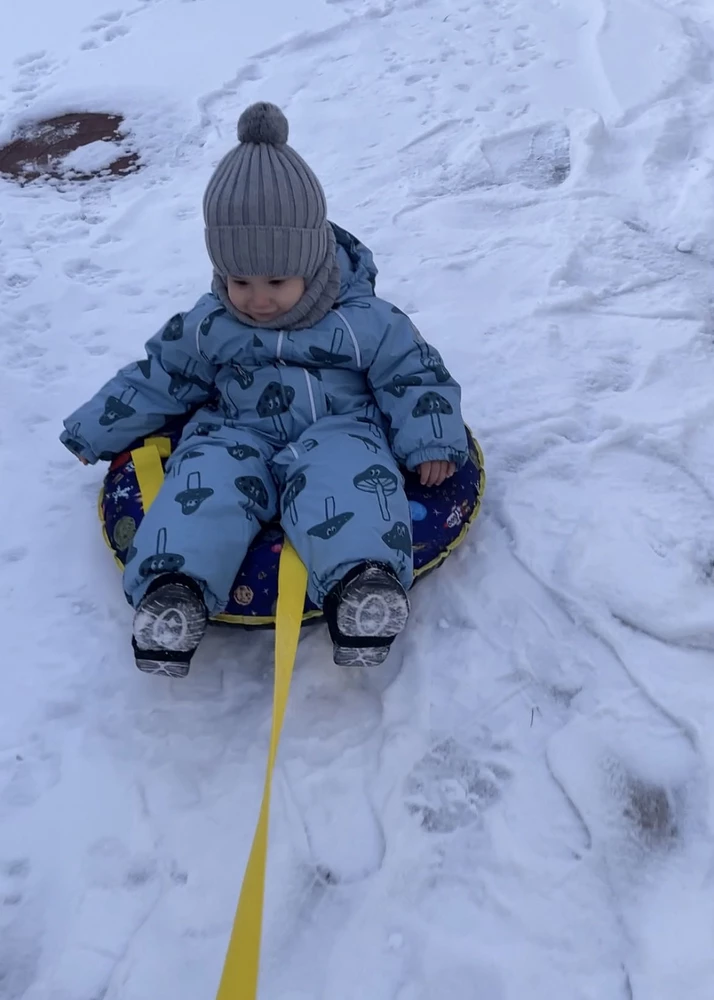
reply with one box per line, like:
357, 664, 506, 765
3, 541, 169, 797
134, 655, 192, 679
334, 566, 409, 667
132, 582, 207, 677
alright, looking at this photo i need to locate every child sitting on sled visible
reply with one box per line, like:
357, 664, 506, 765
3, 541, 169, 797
61, 102, 468, 676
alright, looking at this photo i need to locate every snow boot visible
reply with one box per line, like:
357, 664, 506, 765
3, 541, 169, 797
323, 562, 410, 667
132, 574, 208, 678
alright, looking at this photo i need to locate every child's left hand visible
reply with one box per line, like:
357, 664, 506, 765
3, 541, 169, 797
418, 460, 456, 487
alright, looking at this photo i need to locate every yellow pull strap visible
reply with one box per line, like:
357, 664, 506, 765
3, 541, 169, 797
131, 437, 171, 512
216, 541, 307, 1000
129, 435, 308, 996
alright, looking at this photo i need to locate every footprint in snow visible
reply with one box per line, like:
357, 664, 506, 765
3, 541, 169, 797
86, 9, 124, 28
0, 858, 42, 997
547, 717, 690, 880
608, 759, 680, 851
80, 12, 130, 49
0, 740, 61, 813
10, 50, 60, 101
481, 121, 571, 189
2, 272, 38, 297
579, 354, 634, 395
404, 736, 511, 834
45, 837, 179, 999
63, 259, 120, 286
14, 50, 49, 67
0, 857, 30, 908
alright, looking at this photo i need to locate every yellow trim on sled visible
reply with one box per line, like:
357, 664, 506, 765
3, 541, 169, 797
98, 433, 485, 624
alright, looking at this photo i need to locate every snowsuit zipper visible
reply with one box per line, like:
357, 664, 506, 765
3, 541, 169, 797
303, 368, 318, 422
335, 309, 361, 367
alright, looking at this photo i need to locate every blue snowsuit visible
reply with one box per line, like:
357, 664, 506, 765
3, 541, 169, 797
61, 226, 469, 611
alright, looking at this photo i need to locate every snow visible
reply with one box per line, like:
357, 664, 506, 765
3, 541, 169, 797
2, 0, 714, 995
59, 141, 128, 177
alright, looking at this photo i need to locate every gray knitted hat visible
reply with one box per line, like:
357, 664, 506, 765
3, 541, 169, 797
203, 102, 340, 330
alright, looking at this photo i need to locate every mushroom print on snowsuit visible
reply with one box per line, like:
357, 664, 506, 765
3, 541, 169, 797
137, 528, 186, 578
172, 448, 204, 476
160, 314, 184, 342
61, 225, 470, 613
174, 471, 215, 515
382, 521, 412, 567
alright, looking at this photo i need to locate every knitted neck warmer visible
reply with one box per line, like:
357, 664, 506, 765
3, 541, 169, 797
212, 225, 341, 332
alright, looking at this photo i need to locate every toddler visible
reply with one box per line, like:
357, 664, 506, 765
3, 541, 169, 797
61, 103, 468, 676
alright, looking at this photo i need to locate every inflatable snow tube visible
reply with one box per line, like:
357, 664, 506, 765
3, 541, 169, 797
99, 422, 484, 626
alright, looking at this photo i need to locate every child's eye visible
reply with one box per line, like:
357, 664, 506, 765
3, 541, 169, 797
268, 279, 285, 287
230, 278, 248, 287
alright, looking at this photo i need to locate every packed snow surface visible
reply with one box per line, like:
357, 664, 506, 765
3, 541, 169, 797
2, 0, 714, 996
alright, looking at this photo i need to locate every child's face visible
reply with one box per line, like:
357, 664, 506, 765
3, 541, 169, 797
227, 276, 305, 322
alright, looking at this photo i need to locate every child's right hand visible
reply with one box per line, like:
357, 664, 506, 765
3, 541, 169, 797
77, 456, 89, 465
417, 460, 456, 487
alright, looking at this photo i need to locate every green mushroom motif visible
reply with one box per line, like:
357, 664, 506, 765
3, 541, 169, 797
227, 442, 260, 462
172, 449, 204, 477
229, 362, 254, 390
192, 421, 222, 436
355, 401, 382, 438
256, 382, 295, 441
161, 314, 184, 341
63, 422, 85, 456
198, 308, 226, 337
235, 475, 269, 517
348, 433, 380, 454
353, 464, 398, 521
307, 497, 354, 540
308, 328, 351, 367
411, 392, 453, 439
418, 342, 451, 383
383, 373, 423, 398
382, 521, 412, 562
99, 388, 138, 427
174, 471, 214, 515
138, 528, 185, 577
282, 467, 307, 526
167, 360, 214, 401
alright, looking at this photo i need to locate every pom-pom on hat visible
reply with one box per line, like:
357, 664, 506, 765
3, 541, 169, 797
237, 102, 289, 144
203, 102, 331, 284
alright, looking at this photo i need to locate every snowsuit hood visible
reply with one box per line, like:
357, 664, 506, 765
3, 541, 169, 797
332, 223, 379, 303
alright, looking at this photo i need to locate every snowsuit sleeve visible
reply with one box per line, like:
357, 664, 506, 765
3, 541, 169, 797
60, 303, 220, 464
367, 301, 469, 471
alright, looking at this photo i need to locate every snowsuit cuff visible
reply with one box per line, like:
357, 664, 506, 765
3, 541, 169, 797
60, 428, 99, 465
403, 447, 469, 472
